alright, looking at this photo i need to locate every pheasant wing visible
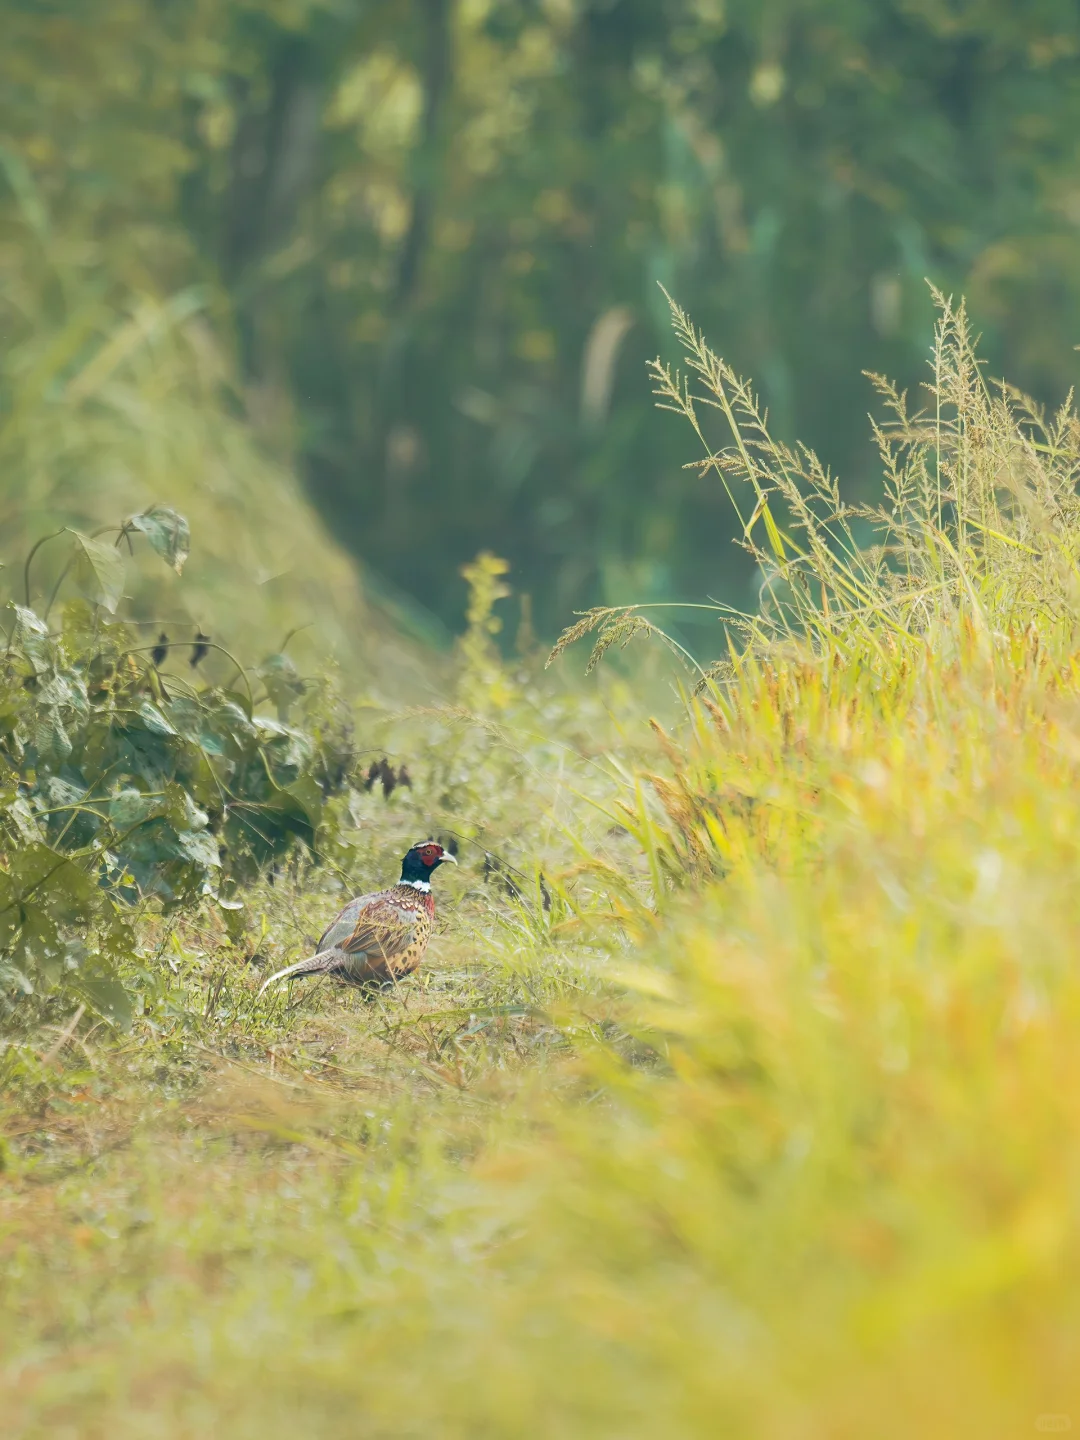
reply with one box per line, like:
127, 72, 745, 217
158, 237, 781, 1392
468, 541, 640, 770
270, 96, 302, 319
339, 895, 420, 963
315, 891, 381, 953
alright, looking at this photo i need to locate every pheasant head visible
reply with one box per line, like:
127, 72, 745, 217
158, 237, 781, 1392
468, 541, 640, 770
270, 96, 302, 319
399, 840, 456, 891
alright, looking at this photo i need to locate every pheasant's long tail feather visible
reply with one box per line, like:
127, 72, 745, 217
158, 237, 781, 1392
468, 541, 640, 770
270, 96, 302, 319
257, 950, 340, 998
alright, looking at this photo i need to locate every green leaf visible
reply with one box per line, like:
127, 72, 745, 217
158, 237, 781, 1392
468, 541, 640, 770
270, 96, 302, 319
70, 530, 125, 612
18, 904, 66, 985
259, 776, 324, 848
35, 673, 73, 707
0, 845, 102, 980
8, 603, 51, 667
129, 506, 190, 575
284, 776, 323, 828
33, 709, 73, 765
7, 796, 45, 845
109, 788, 166, 831
161, 781, 209, 834
135, 699, 178, 737
76, 975, 133, 1031
258, 652, 306, 719
218, 898, 247, 943
7, 843, 99, 921
175, 828, 221, 868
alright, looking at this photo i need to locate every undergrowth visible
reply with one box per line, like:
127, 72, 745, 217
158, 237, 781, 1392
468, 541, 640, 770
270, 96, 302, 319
3, 297, 1080, 1438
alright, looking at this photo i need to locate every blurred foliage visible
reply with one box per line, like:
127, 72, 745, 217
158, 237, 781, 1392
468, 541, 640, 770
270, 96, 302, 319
4, 0, 1080, 637
0, 508, 359, 1022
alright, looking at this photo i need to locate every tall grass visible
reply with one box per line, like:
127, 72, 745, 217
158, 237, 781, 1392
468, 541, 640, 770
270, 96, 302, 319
4, 299, 1080, 1438
556, 290, 1080, 680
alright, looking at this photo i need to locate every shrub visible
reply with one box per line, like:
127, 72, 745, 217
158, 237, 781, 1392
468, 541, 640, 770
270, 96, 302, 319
0, 508, 355, 1022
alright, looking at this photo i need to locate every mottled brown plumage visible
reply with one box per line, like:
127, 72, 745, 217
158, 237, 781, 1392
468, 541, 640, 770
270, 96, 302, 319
258, 841, 455, 994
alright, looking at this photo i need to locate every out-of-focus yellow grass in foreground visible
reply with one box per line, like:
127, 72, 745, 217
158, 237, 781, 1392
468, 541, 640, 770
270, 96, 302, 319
3, 299, 1080, 1437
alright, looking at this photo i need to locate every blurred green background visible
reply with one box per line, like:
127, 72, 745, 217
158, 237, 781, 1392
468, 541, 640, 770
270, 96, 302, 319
4, 0, 1080, 641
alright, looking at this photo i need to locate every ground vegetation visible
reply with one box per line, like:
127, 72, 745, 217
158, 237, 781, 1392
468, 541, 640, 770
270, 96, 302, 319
3, 300, 1079, 1436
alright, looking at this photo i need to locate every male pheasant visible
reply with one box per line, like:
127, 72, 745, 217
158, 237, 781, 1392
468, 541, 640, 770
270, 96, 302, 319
258, 840, 456, 994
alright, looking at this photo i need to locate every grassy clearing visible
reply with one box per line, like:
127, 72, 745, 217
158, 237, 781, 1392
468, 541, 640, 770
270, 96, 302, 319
4, 299, 1080, 1437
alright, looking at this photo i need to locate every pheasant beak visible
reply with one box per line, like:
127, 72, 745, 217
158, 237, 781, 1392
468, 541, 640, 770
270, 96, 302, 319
440, 851, 457, 865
